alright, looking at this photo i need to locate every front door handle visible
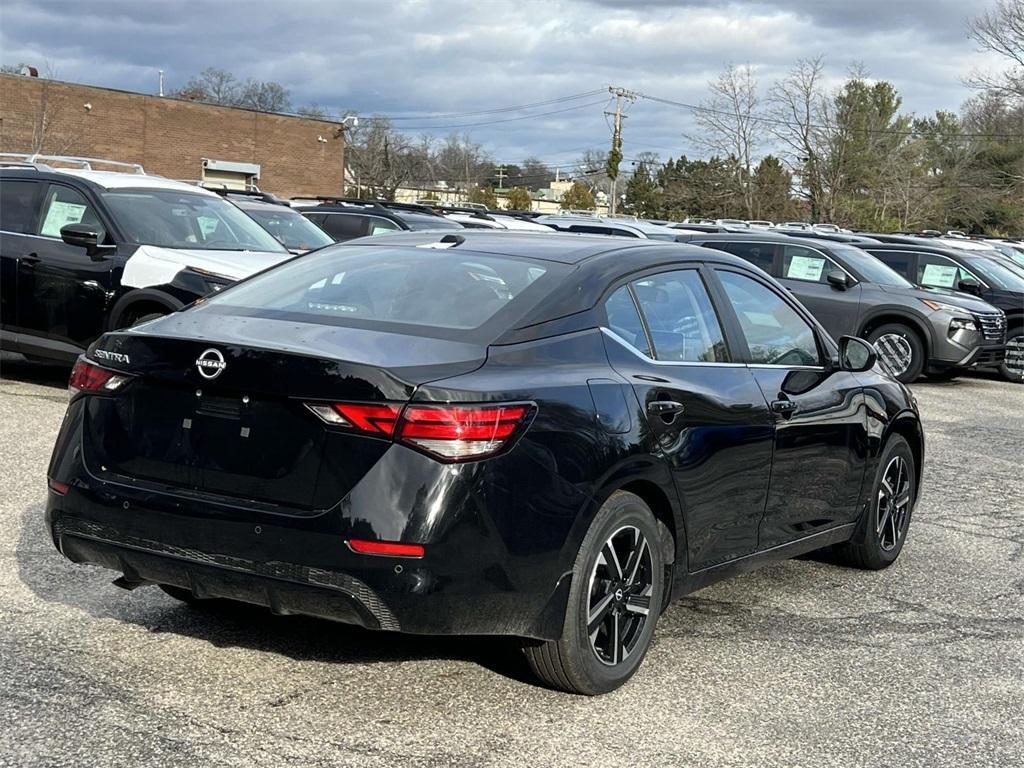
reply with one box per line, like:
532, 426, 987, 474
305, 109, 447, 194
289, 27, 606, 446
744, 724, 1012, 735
648, 399, 685, 424
771, 399, 799, 418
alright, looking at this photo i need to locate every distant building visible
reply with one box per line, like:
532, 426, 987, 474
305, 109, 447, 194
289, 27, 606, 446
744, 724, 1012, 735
0, 73, 345, 198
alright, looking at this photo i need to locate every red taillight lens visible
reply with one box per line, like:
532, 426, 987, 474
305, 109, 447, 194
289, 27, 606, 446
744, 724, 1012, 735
48, 478, 70, 495
347, 539, 425, 558
332, 403, 402, 436
305, 400, 535, 462
68, 358, 131, 396
398, 404, 532, 461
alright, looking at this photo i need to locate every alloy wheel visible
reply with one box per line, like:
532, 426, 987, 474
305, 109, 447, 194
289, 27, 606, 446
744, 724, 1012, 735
877, 455, 911, 552
874, 333, 913, 377
587, 525, 654, 666
1004, 335, 1024, 381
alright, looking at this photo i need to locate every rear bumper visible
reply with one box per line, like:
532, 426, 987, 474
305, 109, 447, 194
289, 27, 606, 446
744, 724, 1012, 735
44, 448, 580, 640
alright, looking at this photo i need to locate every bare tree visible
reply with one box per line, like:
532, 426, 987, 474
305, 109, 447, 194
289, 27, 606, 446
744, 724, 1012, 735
688, 64, 762, 218
967, 0, 1024, 102
345, 119, 427, 200
766, 57, 837, 221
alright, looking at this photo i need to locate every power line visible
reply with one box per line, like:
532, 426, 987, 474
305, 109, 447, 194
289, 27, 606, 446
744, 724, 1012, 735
632, 89, 1024, 141
389, 99, 608, 131
362, 89, 607, 121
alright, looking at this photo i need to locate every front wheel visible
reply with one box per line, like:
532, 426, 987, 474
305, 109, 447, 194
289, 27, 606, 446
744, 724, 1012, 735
997, 333, 1024, 383
867, 324, 925, 383
523, 491, 665, 695
834, 434, 915, 570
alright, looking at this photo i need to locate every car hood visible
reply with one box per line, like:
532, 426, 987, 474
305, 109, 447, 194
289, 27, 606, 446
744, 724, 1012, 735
875, 283, 997, 313
122, 244, 293, 289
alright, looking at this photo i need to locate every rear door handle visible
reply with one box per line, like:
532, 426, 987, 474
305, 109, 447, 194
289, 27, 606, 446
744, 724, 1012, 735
771, 399, 799, 418
648, 400, 685, 423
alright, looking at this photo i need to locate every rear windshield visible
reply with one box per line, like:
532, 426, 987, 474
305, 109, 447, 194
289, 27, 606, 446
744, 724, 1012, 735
198, 244, 570, 340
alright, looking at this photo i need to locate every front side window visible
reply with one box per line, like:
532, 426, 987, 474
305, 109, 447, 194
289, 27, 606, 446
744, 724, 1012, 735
102, 190, 286, 253
916, 253, 971, 289
38, 185, 106, 241
631, 270, 728, 362
244, 207, 333, 251
604, 285, 651, 356
782, 245, 839, 284
0, 180, 41, 234
717, 270, 821, 366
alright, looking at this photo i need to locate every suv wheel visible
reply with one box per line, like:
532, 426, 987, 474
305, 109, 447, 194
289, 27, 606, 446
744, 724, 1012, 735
998, 332, 1024, 383
834, 434, 915, 570
868, 324, 925, 383
522, 491, 665, 695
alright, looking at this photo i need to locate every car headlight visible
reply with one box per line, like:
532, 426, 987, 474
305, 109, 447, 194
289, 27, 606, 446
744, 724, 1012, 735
949, 316, 978, 333
186, 266, 234, 292
921, 298, 971, 314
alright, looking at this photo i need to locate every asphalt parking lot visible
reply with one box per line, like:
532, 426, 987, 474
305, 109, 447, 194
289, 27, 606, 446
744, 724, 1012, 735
1, 353, 1022, 768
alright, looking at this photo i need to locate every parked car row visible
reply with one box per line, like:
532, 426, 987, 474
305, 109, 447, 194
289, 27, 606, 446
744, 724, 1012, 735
1, 156, 1019, 385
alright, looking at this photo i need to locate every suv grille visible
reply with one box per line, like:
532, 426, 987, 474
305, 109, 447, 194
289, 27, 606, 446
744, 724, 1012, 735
975, 311, 1006, 343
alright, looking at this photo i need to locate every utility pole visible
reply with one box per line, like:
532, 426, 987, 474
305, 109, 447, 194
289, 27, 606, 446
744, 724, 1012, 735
605, 86, 636, 216
495, 164, 507, 189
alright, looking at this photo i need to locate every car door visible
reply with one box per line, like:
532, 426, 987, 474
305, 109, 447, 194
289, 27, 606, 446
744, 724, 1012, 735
0, 178, 44, 335
777, 243, 863, 340
601, 266, 775, 571
710, 267, 868, 549
17, 182, 118, 350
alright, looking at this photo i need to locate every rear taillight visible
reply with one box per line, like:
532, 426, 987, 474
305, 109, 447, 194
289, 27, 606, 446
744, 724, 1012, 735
347, 539, 425, 558
68, 358, 132, 396
398, 404, 532, 461
306, 401, 535, 462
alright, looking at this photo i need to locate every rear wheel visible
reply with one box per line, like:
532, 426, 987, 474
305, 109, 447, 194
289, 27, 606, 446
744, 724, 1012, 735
998, 332, 1024, 383
867, 323, 925, 383
522, 491, 665, 695
834, 434, 915, 570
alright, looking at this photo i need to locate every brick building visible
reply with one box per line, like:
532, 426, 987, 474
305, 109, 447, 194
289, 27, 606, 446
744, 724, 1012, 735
0, 74, 345, 198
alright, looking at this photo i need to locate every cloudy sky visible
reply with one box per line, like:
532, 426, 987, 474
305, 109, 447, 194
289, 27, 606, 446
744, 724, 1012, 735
0, 0, 1002, 170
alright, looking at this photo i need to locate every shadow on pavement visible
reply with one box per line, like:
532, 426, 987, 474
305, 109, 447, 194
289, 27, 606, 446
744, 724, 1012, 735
0, 353, 71, 390
15, 502, 537, 686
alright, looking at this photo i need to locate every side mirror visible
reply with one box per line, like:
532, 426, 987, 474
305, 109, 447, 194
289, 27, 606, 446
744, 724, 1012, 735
826, 269, 849, 290
61, 223, 109, 259
957, 277, 982, 296
838, 335, 877, 373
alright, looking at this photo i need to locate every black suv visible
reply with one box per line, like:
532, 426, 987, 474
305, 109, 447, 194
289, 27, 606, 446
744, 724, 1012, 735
675, 232, 1006, 382
295, 197, 463, 241
0, 158, 292, 363
208, 189, 334, 254
862, 242, 1024, 382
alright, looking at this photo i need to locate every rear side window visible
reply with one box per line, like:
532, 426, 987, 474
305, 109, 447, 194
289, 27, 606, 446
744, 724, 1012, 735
0, 180, 41, 233
604, 286, 651, 356
316, 213, 371, 240
717, 270, 821, 366
38, 185, 106, 241
869, 250, 914, 280
705, 241, 777, 275
631, 270, 728, 363
201, 245, 568, 339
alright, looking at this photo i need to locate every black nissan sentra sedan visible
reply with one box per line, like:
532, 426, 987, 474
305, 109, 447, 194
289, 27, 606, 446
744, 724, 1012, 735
46, 231, 923, 694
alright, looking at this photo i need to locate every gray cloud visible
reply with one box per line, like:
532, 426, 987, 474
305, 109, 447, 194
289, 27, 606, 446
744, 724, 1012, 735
0, 0, 994, 167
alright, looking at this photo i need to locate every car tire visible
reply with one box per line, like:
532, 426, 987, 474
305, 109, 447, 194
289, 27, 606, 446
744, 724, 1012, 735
522, 491, 665, 695
867, 324, 925, 383
997, 332, 1024, 383
834, 434, 915, 570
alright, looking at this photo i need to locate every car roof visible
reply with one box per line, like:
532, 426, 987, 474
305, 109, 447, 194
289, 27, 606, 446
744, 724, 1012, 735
45, 168, 219, 194
678, 230, 843, 250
